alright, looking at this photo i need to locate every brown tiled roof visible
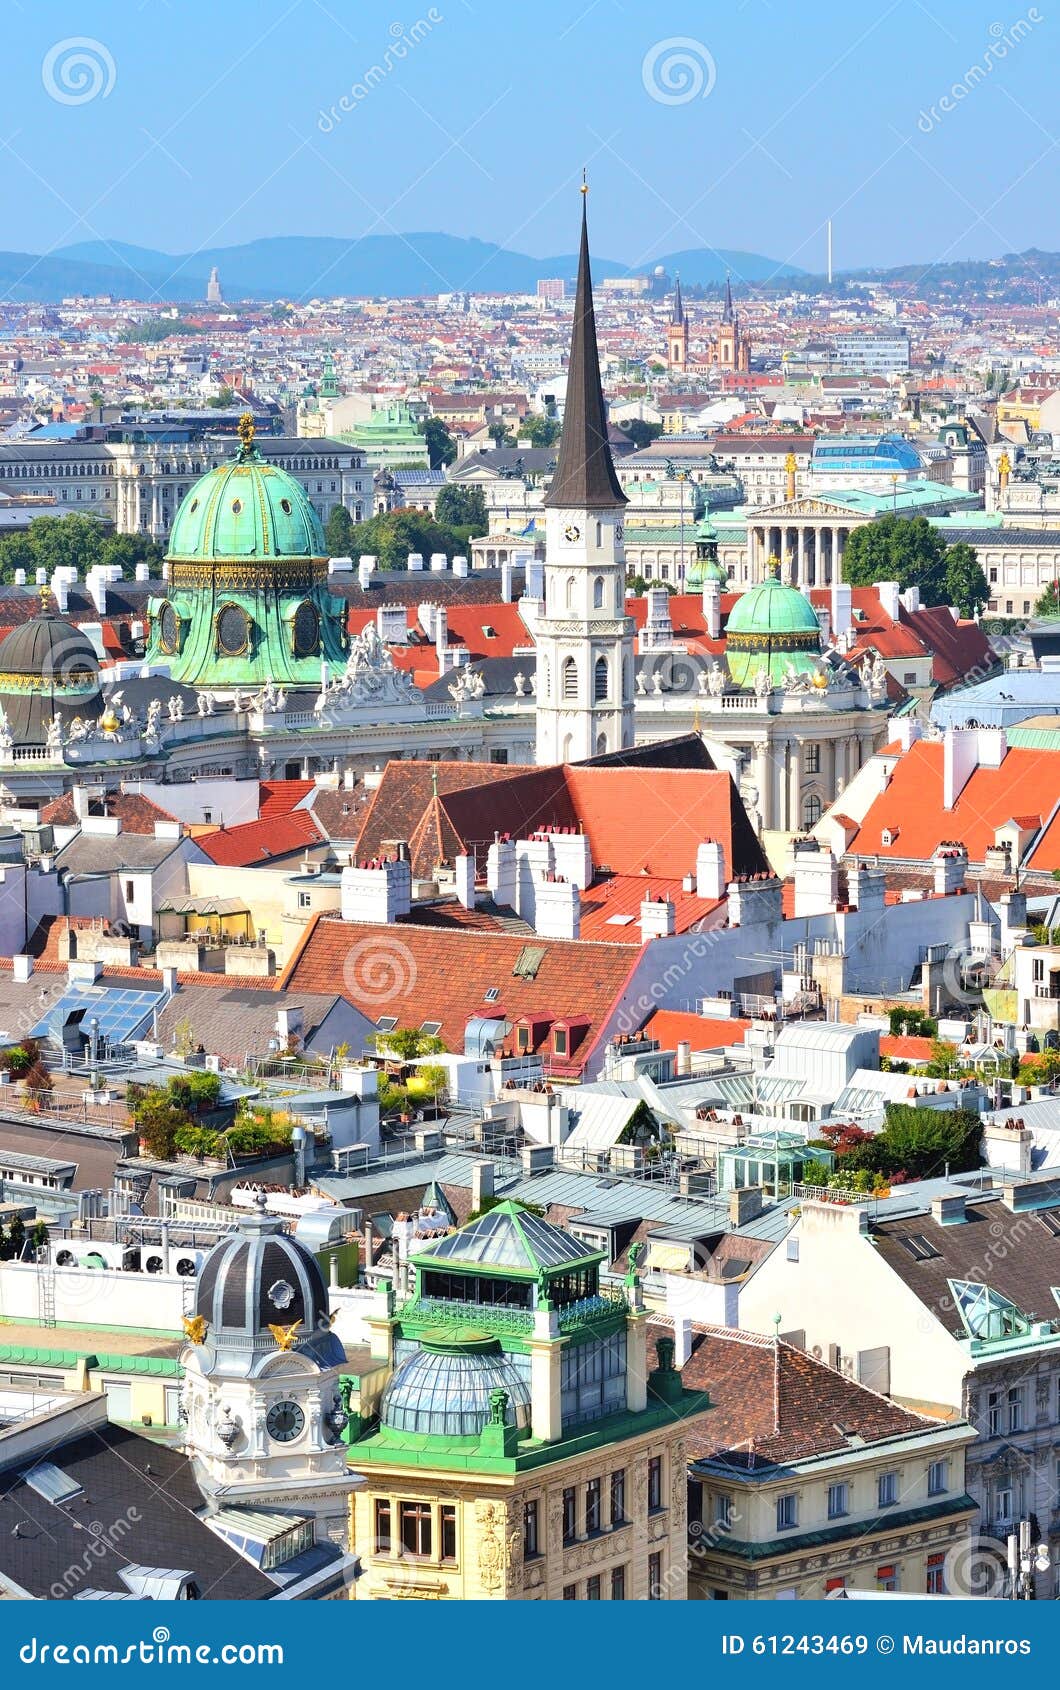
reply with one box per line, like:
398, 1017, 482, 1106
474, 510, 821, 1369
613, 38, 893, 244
658, 1324, 930, 1466
353, 760, 540, 871
39, 791, 179, 833
872, 1197, 1060, 1326
280, 915, 640, 1076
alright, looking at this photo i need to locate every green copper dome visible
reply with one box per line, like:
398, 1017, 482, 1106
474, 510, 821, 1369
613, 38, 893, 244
726, 568, 821, 689
145, 414, 348, 691
168, 424, 325, 562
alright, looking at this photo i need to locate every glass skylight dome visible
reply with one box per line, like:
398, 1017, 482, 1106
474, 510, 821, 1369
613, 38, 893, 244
380, 1334, 532, 1439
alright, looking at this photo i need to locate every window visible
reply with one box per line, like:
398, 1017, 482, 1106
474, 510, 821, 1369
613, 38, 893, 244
610, 1469, 626, 1527
399, 1500, 432, 1559
440, 1504, 457, 1562
593, 575, 604, 609
553, 1026, 568, 1057
562, 1584, 577, 1600
124, 880, 135, 902
995, 1483, 1014, 1523
1008, 1385, 1025, 1432
877, 1563, 899, 1593
585, 1574, 601, 1600
802, 795, 822, 829
926, 1552, 946, 1594
804, 743, 820, 774
523, 1499, 539, 1558
648, 1456, 663, 1512
776, 1493, 798, 1531
827, 1482, 848, 1519
585, 1476, 601, 1535
562, 656, 577, 699
594, 655, 608, 701
562, 1485, 577, 1545
297, 891, 312, 910
516, 1025, 531, 1053
786, 1238, 800, 1262
900, 1234, 940, 1262
611, 1564, 626, 1600
825, 1576, 846, 1594
648, 1551, 663, 1599
713, 1492, 733, 1530
374, 1498, 392, 1554
928, 1459, 948, 1497
877, 1471, 898, 1508
987, 1389, 1001, 1436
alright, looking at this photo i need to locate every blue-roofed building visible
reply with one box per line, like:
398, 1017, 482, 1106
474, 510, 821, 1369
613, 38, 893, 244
930, 669, 1060, 732
810, 432, 927, 491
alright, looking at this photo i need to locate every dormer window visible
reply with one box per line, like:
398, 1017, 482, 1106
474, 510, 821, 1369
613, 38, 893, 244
517, 1025, 531, 1053
553, 1027, 568, 1057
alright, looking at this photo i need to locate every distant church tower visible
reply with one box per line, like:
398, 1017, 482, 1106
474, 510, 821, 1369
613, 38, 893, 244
666, 275, 688, 371
206, 266, 223, 305
710, 276, 750, 374
535, 188, 634, 765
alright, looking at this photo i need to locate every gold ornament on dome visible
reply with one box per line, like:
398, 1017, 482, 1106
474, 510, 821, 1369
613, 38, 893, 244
268, 1322, 302, 1351
182, 1314, 209, 1345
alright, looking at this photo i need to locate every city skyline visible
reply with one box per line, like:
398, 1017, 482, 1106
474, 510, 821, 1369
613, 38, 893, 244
6, 0, 1056, 299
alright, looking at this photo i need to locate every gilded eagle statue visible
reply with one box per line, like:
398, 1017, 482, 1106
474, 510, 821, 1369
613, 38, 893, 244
182, 1314, 208, 1346
268, 1322, 302, 1351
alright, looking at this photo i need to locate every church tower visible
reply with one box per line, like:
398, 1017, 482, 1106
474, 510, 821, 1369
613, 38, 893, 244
535, 189, 634, 765
666, 274, 688, 371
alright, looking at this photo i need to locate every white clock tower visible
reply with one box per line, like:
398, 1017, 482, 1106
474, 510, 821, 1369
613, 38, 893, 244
535, 189, 634, 765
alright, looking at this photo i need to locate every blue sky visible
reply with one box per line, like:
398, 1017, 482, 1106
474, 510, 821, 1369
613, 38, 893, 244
8, 0, 1058, 270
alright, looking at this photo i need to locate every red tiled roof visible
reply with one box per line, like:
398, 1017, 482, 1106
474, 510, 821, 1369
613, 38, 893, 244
577, 877, 726, 942
645, 1010, 752, 1049
658, 1324, 932, 1464
195, 810, 324, 867
879, 1034, 937, 1062
39, 791, 179, 834
257, 780, 315, 817
848, 740, 1060, 867
563, 764, 766, 881
280, 915, 641, 1076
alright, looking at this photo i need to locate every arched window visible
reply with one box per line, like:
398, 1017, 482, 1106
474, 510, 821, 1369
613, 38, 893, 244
802, 794, 822, 829
596, 732, 608, 755
594, 655, 608, 701
595, 521, 602, 547
593, 575, 604, 609
562, 656, 578, 699
565, 574, 576, 610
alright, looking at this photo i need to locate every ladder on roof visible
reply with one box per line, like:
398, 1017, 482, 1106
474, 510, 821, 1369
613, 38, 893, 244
38, 1264, 56, 1329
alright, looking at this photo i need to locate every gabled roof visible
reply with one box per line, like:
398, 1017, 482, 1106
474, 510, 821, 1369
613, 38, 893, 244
412, 1199, 604, 1275
196, 809, 325, 867
40, 791, 178, 835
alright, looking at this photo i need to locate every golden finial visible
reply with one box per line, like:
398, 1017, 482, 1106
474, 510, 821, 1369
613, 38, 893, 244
182, 1314, 208, 1346
38, 583, 53, 613
268, 1321, 302, 1351
580, 168, 588, 196
237, 411, 256, 458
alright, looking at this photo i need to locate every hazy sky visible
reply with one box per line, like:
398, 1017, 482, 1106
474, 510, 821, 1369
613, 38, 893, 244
10, 0, 1057, 271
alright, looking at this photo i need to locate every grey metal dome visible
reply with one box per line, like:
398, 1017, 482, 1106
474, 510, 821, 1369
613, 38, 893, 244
194, 1219, 341, 1364
380, 1334, 531, 1438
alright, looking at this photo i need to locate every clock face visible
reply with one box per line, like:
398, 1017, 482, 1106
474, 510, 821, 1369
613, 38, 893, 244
564, 523, 581, 542
266, 1400, 305, 1443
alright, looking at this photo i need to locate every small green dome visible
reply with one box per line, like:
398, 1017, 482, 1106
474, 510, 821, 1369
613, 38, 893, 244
725, 568, 821, 690
167, 420, 325, 562
727, 573, 821, 637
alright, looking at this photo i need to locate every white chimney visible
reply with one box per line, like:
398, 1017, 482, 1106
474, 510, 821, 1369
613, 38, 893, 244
358, 554, 376, 589
134, 562, 150, 583
452, 555, 469, 578
341, 856, 413, 924
847, 860, 886, 913
933, 845, 967, 896
471, 1160, 494, 1210
12, 955, 32, 983
430, 551, 447, 573
407, 551, 424, 572
695, 840, 726, 901
640, 895, 676, 942
702, 578, 722, 641
534, 876, 580, 940
726, 877, 783, 928
876, 580, 901, 622
830, 580, 853, 641
454, 853, 476, 910
435, 604, 449, 670
792, 842, 839, 916
486, 835, 517, 909
500, 559, 514, 602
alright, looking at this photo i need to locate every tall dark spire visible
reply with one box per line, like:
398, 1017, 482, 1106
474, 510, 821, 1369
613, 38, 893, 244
544, 189, 626, 510
672, 273, 684, 326
721, 273, 734, 324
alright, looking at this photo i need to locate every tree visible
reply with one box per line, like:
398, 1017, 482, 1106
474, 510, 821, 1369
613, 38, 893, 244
519, 414, 561, 447
208, 385, 237, 408
99, 531, 165, 577
619, 419, 664, 451
842, 514, 985, 612
370, 1027, 445, 1060
0, 514, 162, 585
348, 509, 465, 571
434, 484, 487, 531
835, 1104, 981, 1181
420, 416, 456, 470
1035, 580, 1060, 618
942, 541, 989, 617
488, 422, 515, 449
325, 504, 355, 556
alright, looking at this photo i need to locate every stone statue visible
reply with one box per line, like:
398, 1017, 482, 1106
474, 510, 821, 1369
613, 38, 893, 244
513, 671, 526, 697
261, 677, 278, 712
0, 705, 13, 758
144, 697, 163, 747
167, 695, 184, 723
636, 671, 648, 695
45, 715, 64, 758
707, 659, 725, 698
651, 672, 664, 695
753, 666, 772, 699
196, 692, 209, 717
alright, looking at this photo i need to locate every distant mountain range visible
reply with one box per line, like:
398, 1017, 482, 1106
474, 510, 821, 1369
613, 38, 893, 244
0, 235, 806, 303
